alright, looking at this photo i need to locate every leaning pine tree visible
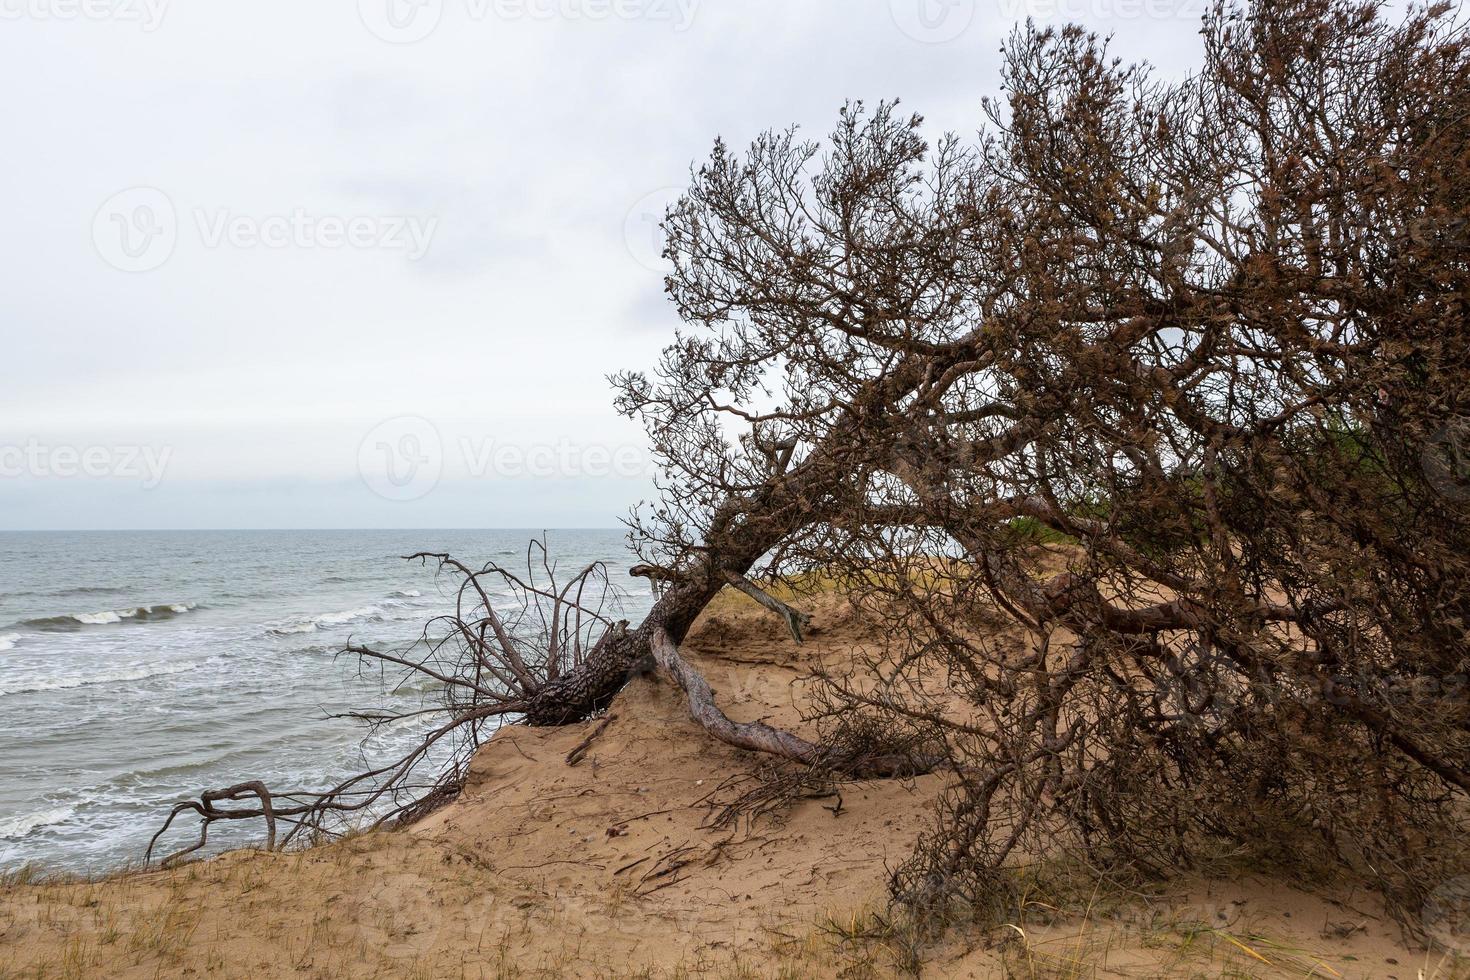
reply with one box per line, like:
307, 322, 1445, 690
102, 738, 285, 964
158, 0, 1469, 937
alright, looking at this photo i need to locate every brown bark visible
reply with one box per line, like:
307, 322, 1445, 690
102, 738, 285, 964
519, 523, 790, 725
649, 627, 824, 764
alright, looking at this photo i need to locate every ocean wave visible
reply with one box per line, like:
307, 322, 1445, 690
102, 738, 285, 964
268, 604, 380, 635
316, 604, 386, 627
0, 804, 77, 841
268, 622, 318, 636
20, 603, 198, 631
0, 660, 203, 697
267, 593, 433, 637
0, 634, 18, 653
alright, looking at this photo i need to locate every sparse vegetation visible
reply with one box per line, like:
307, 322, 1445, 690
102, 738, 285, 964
121, 0, 1470, 970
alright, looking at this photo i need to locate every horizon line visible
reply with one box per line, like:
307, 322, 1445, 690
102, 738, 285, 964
0, 526, 629, 533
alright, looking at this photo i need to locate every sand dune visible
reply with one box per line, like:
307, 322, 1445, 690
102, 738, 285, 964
0, 596, 1453, 978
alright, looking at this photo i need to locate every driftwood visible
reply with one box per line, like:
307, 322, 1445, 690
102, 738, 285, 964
148, 544, 631, 861
147, 2, 1470, 936
147, 781, 277, 867
565, 714, 618, 767
720, 571, 812, 643
649, 626, 824, 764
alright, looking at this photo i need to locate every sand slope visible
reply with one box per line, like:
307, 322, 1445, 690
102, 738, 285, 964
0, 596, 1459, 978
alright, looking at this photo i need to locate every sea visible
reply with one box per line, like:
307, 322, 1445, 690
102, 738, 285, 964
0, 529, 651, 874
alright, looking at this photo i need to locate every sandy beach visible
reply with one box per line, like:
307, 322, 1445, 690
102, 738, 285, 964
1, 592, 1451, 978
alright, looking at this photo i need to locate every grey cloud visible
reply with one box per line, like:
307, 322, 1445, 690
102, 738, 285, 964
0, 0, 1206, 528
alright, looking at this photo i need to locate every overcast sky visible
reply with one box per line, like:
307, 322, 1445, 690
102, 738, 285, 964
0, 0, 1210, 530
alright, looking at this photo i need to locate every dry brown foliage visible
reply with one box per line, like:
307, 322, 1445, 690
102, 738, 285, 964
159, 0, 1468, 944
615, 0, 1470, 932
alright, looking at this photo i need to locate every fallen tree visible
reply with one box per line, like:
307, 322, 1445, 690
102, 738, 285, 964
156, 0, 1469, 938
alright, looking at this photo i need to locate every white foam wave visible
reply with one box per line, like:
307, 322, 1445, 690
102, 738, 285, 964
269, 621, 318, 636
74, 610, 123, 625
0, 633, 19, 652
0, 660, 202, 697
315, 604, 383, 627
270, 605, 382, 635
0, 804, 77, 840
109, 602, 196, 620
23, 603, 199, 629
269, 594, 431, 637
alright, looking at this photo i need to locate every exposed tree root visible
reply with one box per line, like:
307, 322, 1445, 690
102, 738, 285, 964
650, 626, 825, 765
719, 571, 812, 643
565, 713, 618, 767
147, 535, 923, 864
147, 541, 632, 863
651, 626, 939, 779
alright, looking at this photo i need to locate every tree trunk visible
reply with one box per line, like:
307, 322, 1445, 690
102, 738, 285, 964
519, 511, 789, 725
